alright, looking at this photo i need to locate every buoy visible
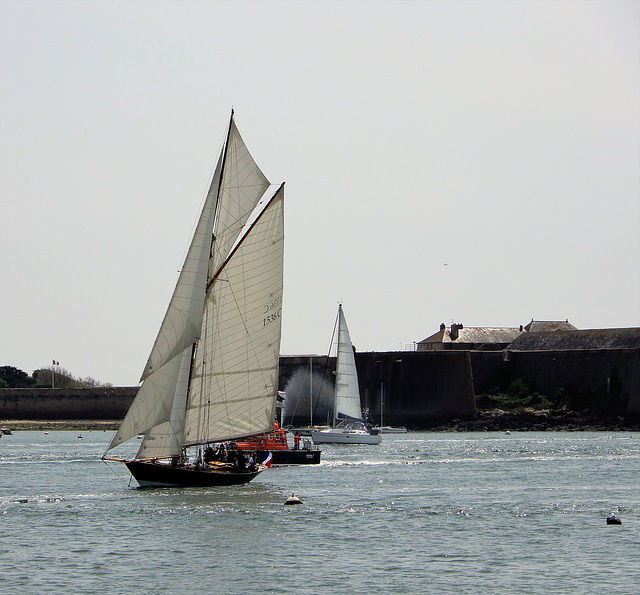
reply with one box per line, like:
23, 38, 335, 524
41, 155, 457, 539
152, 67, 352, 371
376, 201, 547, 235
505, 430, 511, 435
606, 515, 622, 525
284, 493, 302, 505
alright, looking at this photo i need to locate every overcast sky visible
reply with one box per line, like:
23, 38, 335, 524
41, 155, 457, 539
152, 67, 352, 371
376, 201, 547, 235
1, 0, 638, 386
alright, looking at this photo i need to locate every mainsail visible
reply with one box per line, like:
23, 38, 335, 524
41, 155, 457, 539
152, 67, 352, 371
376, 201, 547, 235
333, 305, 364, 424
108, 112, 283, 460
185, 188, 284, 445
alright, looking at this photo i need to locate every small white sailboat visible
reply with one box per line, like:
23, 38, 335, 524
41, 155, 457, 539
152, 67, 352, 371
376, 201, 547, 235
376, 384, 407, 434
378, 426, 408, 434
103, 111, 285, 486
311, 305, 382, 445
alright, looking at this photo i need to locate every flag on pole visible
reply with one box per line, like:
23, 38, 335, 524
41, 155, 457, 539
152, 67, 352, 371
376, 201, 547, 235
52, 360, 59, 366
261, 452, 273, 468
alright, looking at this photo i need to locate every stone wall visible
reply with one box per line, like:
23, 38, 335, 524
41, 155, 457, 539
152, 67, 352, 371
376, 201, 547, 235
3, 347, 638, 426
278, 351, 476, 428
470, 348, 640, 419
0, 387, 137, 420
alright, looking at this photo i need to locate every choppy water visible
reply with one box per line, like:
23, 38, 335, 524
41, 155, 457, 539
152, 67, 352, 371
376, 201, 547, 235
1, 430, 639, 594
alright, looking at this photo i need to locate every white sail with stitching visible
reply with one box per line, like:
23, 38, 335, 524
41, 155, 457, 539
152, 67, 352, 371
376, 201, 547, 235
185, 187, 284, 445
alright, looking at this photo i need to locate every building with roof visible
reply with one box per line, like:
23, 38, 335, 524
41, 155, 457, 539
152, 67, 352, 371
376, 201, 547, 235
506, 327, 639, 353
417, 323, 522, 352
417, 319, 579, 352
522, 319, 577, 333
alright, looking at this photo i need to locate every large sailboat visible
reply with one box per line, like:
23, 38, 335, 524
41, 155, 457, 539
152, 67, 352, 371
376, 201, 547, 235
311, 305, 382, 445
103, 111, 285, 486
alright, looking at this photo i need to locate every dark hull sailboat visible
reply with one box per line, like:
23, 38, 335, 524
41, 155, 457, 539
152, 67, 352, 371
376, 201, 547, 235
103, 111, 285, 488
124, 460, 265, 487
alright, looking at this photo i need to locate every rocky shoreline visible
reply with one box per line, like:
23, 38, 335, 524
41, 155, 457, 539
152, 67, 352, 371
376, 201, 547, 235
424, 409, 640, 432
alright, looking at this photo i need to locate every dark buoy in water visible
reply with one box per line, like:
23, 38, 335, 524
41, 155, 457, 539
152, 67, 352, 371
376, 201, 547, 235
607, 515, 622, 525
284, 493, 302, 505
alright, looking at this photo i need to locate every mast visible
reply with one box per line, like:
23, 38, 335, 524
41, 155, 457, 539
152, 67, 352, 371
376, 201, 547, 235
333, 305, 342, 427
309, 356, 313, 427
183, 108, 235, 435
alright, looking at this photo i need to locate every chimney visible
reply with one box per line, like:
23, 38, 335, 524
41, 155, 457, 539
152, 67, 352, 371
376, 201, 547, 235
450, 323, 463, 341
440, 322, 446, 331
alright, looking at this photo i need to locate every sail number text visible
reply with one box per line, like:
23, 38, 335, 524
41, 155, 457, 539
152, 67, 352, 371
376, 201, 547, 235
263, 297, 282, 326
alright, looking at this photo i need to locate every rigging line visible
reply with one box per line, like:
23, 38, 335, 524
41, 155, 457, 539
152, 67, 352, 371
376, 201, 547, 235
176, 113, 231, 273
200, 301, 213, 442
314, 306, 340, 422
195, 278, 229, 443
101, 457, 135, 489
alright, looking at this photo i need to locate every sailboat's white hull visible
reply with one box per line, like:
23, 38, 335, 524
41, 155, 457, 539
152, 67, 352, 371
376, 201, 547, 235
377, 426, 408, 434
310, 428, 382, 445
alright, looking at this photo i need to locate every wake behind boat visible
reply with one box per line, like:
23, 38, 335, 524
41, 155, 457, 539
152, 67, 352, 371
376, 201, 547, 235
103, 111, 285, 487
311, 305, 382, 445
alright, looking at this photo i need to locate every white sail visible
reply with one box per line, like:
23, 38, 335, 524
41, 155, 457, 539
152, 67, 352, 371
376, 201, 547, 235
108, 347, 189, 451
334, 305, 364, 423
310, 304, 382, 444
107, 112, 283, 461
141, 120, 269, 381
134, 347, 192, 458
184, 186, 284, 445
210, 120, 270, 277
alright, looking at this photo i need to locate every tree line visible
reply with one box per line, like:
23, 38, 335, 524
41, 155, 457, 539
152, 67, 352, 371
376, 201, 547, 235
0, 365, 111, 389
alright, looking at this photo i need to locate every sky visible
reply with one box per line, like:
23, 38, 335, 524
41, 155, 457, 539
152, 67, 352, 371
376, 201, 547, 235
1, 0, 638, 386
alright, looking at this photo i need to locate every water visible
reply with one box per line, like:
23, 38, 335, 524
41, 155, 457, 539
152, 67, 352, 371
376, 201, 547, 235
1, 431, 639, 594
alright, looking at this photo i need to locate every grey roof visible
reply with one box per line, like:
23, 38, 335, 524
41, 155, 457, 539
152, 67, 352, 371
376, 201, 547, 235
419, 327, 522, 345
524, 320, 577, 333
445, 327, 521, 344
507, 328, 640, 351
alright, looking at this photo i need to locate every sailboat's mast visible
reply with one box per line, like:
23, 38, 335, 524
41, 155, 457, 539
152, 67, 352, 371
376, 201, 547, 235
333, 305, 342, 428
185, 109, 235, 439
309, 356, 313, 427
208, 108, 235, 256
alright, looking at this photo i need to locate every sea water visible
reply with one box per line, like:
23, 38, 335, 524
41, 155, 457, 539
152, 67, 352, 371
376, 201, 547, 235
1, 430, 638, 594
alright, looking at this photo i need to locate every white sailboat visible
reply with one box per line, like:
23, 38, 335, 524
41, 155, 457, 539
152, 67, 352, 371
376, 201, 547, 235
376, 384, 407, 433
103, 111, 285, 486
311, 305, 382, 445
